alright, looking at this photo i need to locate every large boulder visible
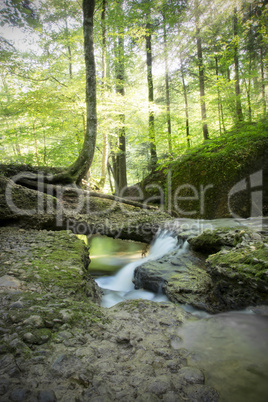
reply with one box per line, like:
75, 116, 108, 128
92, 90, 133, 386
190, 228, 268, 311
133, 245, 215, 312
137, 122, 268, 219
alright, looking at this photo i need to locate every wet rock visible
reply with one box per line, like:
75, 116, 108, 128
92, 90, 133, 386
184, 384, 219, 401
146, 376, 171, 394
0, 379, 9, 396
206, 238, 268, 310
9, 388, 31, 401
23, 315, 44, 328
10, 301, 24, 309
23, 330, 51, 345
37, 390, 57, 402
0, 275, 22, 289
23, 332, 36, 344
177, 366, 205, 384
133, 249, 213, 312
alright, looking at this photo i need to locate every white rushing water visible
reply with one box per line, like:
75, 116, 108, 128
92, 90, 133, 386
96, 230, 188, 308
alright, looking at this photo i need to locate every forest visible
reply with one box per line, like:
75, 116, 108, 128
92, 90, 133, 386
0, 0, 267, 195
0, 3, 268, 401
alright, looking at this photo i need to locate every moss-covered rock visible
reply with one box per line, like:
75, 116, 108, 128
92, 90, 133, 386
139, 121, 268, 219
206, 241, 268, 310
0, 227, 101, 303
188, 227, 263, 254
133, 247, 214, 312
188, 228, 268, 310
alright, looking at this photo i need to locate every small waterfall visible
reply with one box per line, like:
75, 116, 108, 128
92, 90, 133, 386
96, 230, 184, 307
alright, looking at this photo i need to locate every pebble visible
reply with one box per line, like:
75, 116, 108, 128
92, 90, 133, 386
37, 390, 57, 402
23, 332, 36, 344
10, 301, 24, 309
177, 366, 205, 384
9, 388, 30, 401
23, 315, 43, 328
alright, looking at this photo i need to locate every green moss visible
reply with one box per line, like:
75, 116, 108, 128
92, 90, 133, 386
189, 231, 223, 254
142, 120, 268, 218
207, 243, 268, 281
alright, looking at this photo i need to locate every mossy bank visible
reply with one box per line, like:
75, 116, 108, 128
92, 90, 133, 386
139, 121, 268, 219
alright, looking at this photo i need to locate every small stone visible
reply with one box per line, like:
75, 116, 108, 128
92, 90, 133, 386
177, 366, 205, 384
9, 388, 30, 401
0, 379, 9, 395
23, 332, 36, 344
59, 310, 72, 322
147, 377, 170, 395
37, 390, 57, 402
10, 301, 24, 309
23, 315, 43, 328
0, 275, 21, 289
184, 384, 219, 401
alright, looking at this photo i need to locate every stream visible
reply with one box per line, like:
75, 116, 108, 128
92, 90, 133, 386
86, 218, 268, 401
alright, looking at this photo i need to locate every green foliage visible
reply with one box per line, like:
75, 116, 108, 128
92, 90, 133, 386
0, 0, 267, 187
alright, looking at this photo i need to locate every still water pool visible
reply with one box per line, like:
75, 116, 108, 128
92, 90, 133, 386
177, 311, 268, 402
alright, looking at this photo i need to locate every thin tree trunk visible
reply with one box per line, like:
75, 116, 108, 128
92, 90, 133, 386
146, 11, 157, 170
101, 0, 107, 82
33, 121, 40, 166
227, 67, 231, 82
244, 78, 252, 122
194, 0, 209, 140
233, 7, 243, 122
215, 56, 222, 134
260, 45, 266, 115
163, 15, 172, 154
107, 162, 114, 193
180, 58, 190, 148
67, 45, 73, 79
65, 19, 73, 79
114, 1, 127, 195
99, 0, 108, 189
43, 133, 47, 165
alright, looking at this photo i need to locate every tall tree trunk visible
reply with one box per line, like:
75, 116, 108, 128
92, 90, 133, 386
99, 0, 109, 189
146, 11, 157, 170
194, 0, 209, 140
114, 0, 127, 195
4, 0, 97, 186
62, 0, 97, 184
163, 15, 172, 154
260, 45, 266, 115
180, 57, 190, 148
233, 7, 243, 122
65, 17, 73, 79
215, 56, 225, 134
244, 78, 252, 122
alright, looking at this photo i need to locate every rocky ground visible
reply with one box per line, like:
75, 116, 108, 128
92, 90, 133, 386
0, 227, 219, 402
